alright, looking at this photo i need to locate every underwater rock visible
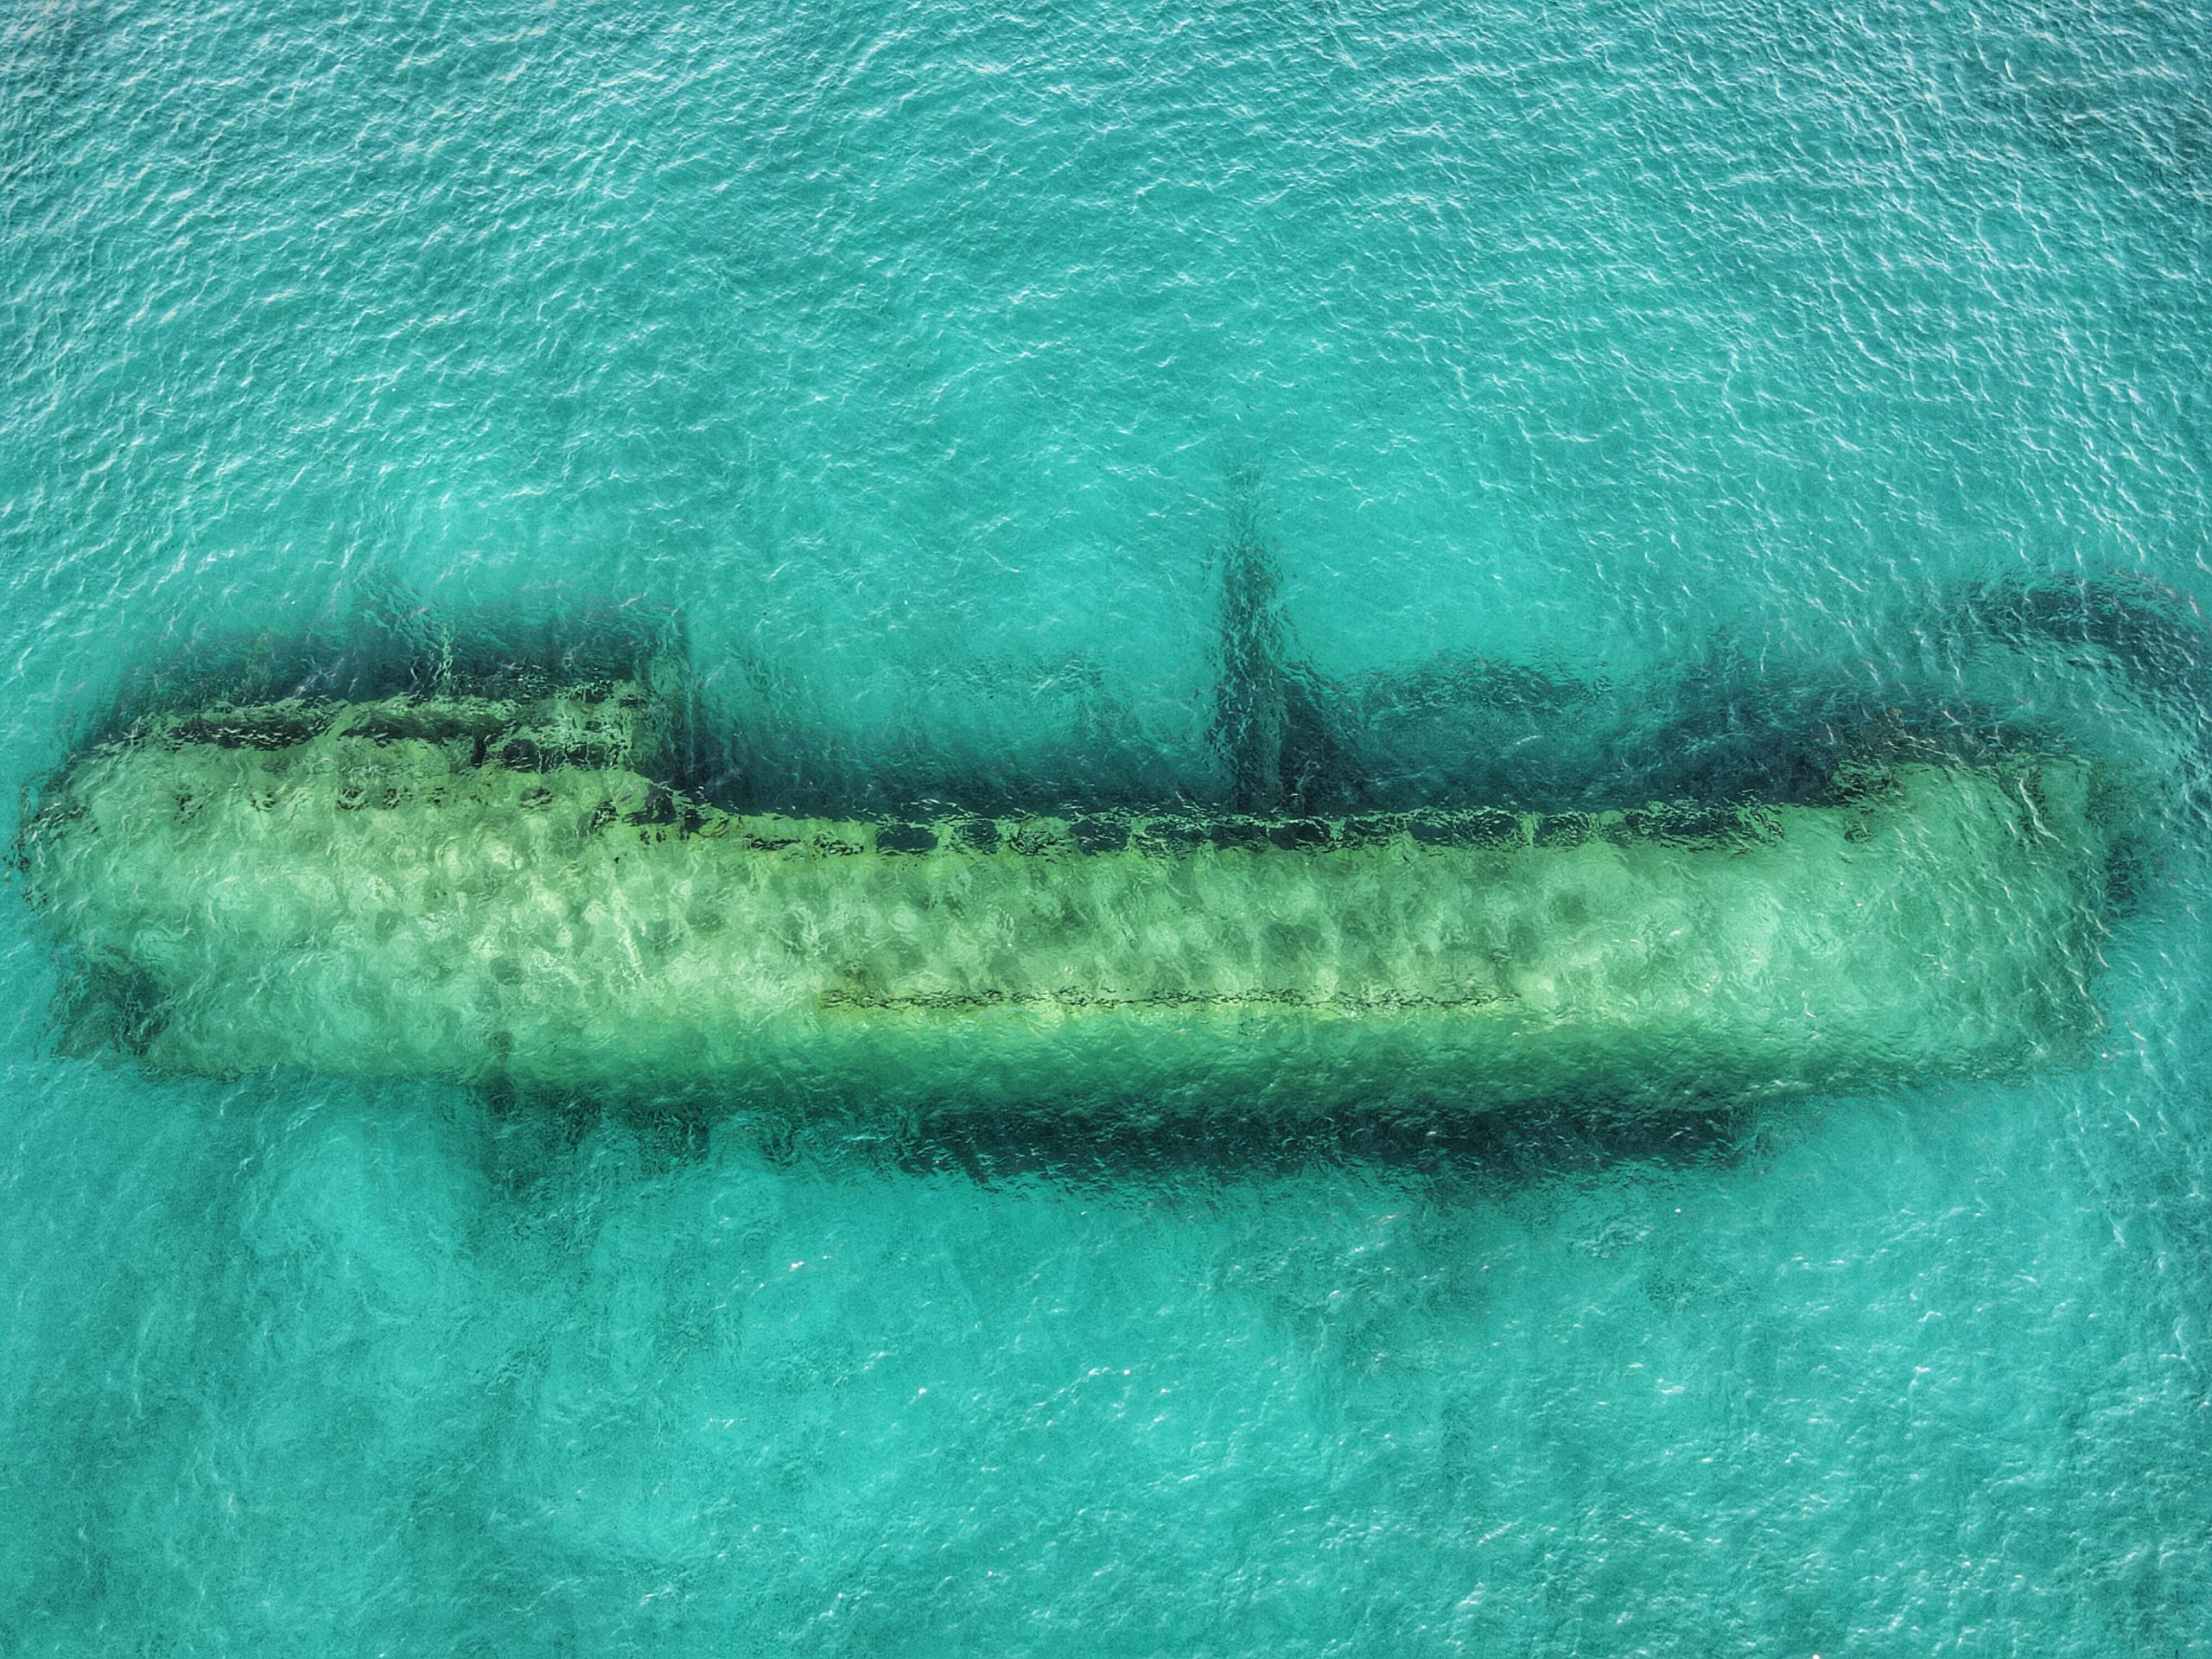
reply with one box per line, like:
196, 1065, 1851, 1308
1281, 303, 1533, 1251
17, 677, 2119, 1117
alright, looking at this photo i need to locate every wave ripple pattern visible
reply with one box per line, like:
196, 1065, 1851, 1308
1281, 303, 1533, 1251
1, 1, 2209, 1655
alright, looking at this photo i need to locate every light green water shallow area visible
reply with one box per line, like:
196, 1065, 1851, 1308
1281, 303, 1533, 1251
4, 0, 2212, 1653
25, 688, 2116, 1115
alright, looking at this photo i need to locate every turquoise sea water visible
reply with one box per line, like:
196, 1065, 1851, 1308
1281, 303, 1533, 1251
3, 0, 2210, 1651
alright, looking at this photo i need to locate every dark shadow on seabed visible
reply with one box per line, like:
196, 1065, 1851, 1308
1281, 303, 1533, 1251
15, 470, 2211, 1183
463, 1071, 1783, 1197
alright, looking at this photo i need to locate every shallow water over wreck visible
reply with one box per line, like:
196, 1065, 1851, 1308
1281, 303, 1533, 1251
3, 0, 2210, 1653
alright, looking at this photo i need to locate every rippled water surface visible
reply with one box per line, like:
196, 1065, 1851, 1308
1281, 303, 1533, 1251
3, 0, 2210, 1652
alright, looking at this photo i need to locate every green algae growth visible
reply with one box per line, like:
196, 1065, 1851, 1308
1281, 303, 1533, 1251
19, 681, 2117, 1117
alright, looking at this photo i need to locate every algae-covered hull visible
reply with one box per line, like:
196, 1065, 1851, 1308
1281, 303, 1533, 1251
20, 681, 2116, 1117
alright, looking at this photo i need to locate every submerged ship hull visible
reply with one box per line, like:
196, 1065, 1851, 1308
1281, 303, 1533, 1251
19, 682, 2116, 1117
